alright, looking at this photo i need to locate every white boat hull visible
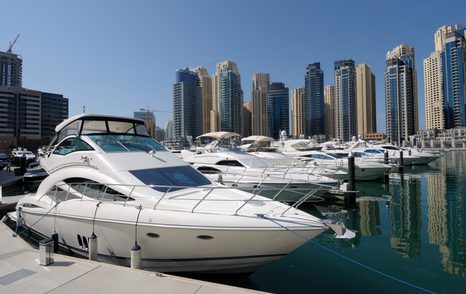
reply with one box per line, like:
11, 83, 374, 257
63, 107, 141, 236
17, 198, 326, 273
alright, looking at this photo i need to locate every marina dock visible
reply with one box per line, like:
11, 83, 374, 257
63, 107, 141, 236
0, 222, 262, 294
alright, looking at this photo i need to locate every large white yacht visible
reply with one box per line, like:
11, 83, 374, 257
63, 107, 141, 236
11, 114, 351, 273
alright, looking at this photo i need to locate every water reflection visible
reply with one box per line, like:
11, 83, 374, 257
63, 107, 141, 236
428, 152, 466, 277
389, 174, 422, 258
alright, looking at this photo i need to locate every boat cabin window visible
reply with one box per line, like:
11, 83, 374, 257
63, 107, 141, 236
81, 120, 108, 134
216, 160, 244, 167
197, 166, 222, 174
58, 120, 81, 142
130, 166, 211, 192
53, 138, 94, 155
364, 149, 384, 154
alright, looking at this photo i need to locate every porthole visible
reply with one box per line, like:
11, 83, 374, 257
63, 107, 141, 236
146, 232, 160, 238
197, 235, 214, 240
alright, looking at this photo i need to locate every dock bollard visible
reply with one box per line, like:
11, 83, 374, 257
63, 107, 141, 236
347, 153, 356, 192
131, 242, 142, 269
399, 150, 404, 173
346, 153, 356, 208
39, 238, 54, 266
88, 233, 98, 261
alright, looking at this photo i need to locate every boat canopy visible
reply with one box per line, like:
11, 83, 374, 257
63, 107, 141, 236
241, 136, 274, 143
55, 114, 145, 133
196, 132, 240, 140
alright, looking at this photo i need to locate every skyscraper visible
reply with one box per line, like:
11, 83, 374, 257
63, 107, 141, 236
213, 61, 243, 134
173, 68, 202, 139
424, 51, 445, 129
385, 45, 418, 145
268, 82, 289, 139
242, 101, 253, 137
251, 73, 270, 136
424, 25, 465, 130
334, 59, 357, 142
192, 66, 212, 134
442, 29, 466, 129
304, 62, 324, 136
356, 64, 377, 136
324, 85, 335, 139
291, 87, 305, 137
0, 51, 22, 87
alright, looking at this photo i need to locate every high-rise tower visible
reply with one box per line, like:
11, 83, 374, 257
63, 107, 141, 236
268, 82, 289, 138
385, 45, 418, 145
192, 66, 212, 134
334, 59, 357, 142
0, 51, 22, 87
356, 64, 377, 136
304, 62, 324, 136
324, 85, 335, 139
291, 87, 305, 137
251, 73, 270, 136
424, 25, 465, 130
213, 61, 243, 134
442, 30, 466, 128
173, 68, 203, 139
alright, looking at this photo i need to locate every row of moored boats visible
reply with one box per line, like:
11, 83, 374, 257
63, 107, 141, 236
5, 114, 439, 274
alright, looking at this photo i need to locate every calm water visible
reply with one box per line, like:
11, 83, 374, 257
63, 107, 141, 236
4, 151, 466, 293
193, 150, 466, 293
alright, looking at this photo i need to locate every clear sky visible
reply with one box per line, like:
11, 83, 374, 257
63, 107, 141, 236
1, 0, 465, 132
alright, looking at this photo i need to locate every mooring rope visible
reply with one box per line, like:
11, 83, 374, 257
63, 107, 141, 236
259, 214, 437, 294
15, 202, 60, 236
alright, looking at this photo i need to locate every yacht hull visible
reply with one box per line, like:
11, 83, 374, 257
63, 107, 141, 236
17, 200, 326, 273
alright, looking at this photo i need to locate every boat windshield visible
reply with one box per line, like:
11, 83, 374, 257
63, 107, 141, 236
130, 166, 211, 192
88, 134, 166, 153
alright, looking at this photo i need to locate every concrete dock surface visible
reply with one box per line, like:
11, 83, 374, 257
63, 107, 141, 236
0, 222, 263, 294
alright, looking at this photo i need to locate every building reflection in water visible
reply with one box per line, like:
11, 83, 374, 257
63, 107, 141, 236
358, 201, 381, 236
428, 152, 466, 277
389, 174, 422, 258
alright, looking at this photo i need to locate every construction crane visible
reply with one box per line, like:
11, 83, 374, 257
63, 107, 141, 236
139, 107, 171, 137
7, 34, 20, 53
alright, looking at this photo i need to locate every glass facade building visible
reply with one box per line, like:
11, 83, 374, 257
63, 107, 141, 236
219, 70, 243, 134
442, 30, 466, 129
334, 59, 356, 142
0, 51, 22, 87
0, 87, 68, 149
304, 62, 324, 136
173, 68, 203, 139
385, 58, 416, 145
267, 82, 289, 139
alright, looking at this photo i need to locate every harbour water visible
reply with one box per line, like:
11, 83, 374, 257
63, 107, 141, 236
2, 151, 465, 293
190, 150, 466, 293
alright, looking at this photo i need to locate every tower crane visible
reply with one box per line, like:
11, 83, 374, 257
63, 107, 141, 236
7, 34, 20, 53
139, 107, 171, 136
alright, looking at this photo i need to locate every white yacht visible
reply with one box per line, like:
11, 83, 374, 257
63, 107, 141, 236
11, 114, 352, 274
181, 148, 341, 201
301, 151, 392, 181
349, 141, 420, 166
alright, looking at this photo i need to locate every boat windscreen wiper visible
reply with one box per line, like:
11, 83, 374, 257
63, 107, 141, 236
117, 141, 151, 152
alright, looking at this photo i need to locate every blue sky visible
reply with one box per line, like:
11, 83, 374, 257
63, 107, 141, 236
1, 0, 465, 132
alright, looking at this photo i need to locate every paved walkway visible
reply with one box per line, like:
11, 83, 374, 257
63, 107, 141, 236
0, 222, 263, 294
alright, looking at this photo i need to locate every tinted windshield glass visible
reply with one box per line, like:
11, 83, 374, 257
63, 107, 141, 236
130, 166, 211, 192
88, 134, 165, 153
